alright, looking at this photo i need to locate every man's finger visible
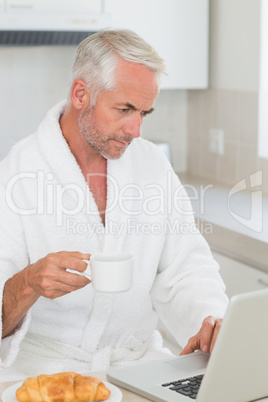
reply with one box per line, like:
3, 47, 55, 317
199, 316, 216, 352
209, 319, 222, 353
180, 336, 199, 356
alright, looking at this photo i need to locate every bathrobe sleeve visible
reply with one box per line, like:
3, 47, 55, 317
0, 174, 32, 367
150, 164, 228, 349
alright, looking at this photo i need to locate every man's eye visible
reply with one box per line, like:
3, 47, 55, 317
120, 108, 129, 113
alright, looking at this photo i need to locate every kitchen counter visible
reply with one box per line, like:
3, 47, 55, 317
178, 173, 268, 273
1, 371, 268, 402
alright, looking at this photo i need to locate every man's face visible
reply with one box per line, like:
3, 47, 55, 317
78, 60, 159, 160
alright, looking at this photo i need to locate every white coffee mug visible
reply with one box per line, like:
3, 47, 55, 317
82, 252, 134, 293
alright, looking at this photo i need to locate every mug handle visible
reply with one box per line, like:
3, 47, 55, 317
82, 259, 91, 280
66, 260, 91, 280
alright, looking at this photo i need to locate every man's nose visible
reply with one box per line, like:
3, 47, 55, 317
123, 114, 141, 138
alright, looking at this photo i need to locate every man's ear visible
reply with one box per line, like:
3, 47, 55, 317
70, 79, 90, 110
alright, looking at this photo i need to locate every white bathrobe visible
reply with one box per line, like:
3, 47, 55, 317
0, 101, 228, 381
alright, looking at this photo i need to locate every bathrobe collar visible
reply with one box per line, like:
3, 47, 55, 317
36, 100, 135, 251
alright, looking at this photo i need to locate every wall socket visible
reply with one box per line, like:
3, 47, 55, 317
209, 129, 224, 155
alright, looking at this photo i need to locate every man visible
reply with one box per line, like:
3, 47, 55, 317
0, 29, 228, 380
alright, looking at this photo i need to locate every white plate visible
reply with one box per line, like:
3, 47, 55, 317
2, 380, 122, 402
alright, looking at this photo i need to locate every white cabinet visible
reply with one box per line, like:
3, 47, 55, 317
104, 0, 209, 89
213, 252, 268, 299
4, 0, 102, 13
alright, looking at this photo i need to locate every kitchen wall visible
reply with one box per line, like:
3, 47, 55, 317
187, 0, 268, 194
141, 89, 188, 173
0, 46, 76, 160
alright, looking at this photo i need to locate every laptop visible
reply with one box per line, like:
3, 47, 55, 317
107, 288, 268, 402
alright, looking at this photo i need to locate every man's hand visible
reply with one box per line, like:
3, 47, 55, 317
2, 251, 90, 338
24, 251, 91, 299
180, 316, 223, 356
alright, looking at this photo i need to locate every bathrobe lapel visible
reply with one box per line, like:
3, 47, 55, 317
36, 100, 135, 249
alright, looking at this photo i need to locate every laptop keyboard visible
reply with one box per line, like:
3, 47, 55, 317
162, 374, 204, 399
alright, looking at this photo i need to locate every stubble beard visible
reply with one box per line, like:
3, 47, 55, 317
78, 106, 133, 160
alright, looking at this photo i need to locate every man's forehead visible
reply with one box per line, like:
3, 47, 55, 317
115, 60, 159, 92
116, 58, 156, 76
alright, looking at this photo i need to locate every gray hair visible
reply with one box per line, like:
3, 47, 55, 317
71, 28, 166, 105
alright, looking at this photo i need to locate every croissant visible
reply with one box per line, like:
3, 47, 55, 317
16, 371, 111, 402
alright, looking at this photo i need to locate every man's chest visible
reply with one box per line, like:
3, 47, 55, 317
87, 175, 107, 225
